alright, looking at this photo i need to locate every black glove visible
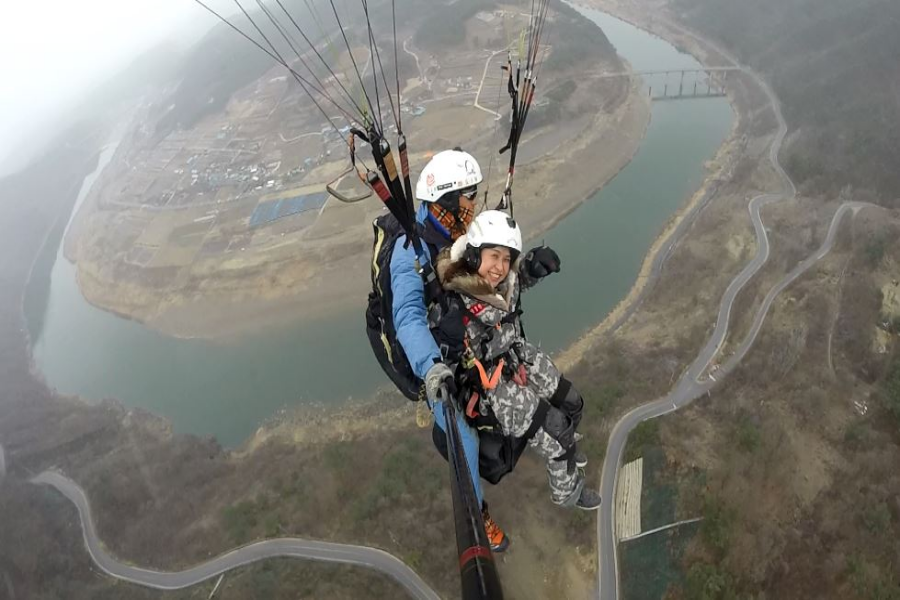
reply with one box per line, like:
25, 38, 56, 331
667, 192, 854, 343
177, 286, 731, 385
524, 246, 561, 280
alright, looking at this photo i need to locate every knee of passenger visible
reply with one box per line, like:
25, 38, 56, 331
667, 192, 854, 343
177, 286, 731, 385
563, 386, 584, 417
552, 378, 584, 417
543, 407, 575, 449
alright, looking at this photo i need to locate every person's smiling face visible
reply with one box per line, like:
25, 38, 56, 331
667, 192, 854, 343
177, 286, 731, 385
478, 246, 511, 289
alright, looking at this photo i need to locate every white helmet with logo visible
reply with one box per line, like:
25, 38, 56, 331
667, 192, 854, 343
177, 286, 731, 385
466, 210, 522, 253
415, 149, 483, 202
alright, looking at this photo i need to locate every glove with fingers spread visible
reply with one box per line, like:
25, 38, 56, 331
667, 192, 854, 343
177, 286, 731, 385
425, 361, 457, 405
520, 246, 561, 288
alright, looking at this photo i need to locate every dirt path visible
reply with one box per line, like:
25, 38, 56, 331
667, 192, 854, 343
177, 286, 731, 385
92, 76, 650, 340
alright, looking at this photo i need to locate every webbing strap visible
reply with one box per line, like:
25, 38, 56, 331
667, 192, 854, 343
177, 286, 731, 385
473, 358, 505, 391
548, 377, 572, 409
465, 391, 480, 419
521, 400, 551, 442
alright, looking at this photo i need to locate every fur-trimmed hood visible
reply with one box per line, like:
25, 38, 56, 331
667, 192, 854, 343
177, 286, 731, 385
434, 235, 521, 312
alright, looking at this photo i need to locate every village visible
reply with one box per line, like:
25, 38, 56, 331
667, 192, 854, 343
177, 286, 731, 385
65, 2, 638, 337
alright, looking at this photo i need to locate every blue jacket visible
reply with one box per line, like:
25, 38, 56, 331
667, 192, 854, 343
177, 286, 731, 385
390, 203, 449, 380
392, 203, 483, 505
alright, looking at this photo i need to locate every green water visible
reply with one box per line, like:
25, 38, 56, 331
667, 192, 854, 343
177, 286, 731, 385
25, 7, 732, 447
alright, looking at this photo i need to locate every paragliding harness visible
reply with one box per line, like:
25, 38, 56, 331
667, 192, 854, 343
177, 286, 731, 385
363, 202, 489, 404
365, 213, 441, 402
364, 220, 530, 482
432, 369, 578, 484
428, 294, 578, 484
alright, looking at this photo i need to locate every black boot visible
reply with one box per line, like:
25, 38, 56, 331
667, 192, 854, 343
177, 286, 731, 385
576, 487, 602, 511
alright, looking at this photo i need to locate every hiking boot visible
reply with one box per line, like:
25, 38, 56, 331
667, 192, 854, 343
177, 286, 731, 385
575, 448, 588, 469
482, 506, 510, 552
575, 486, 602, 511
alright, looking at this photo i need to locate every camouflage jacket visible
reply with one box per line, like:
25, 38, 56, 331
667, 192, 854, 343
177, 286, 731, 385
431, 236, 529, 366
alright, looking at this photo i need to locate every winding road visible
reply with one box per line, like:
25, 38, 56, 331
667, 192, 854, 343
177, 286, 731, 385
31, 471, 440, 600
595, 25, 875, 600
25, 10, 878, 600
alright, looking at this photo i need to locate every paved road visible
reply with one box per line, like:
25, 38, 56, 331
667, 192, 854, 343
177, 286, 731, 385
279, 131, 322, 143
474, 50, 505, 119
595, 26, 876, 600
0, 443, 6, 481
31, 471, 440, 600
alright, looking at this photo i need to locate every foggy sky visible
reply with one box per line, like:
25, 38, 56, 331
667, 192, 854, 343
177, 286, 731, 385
0, 0, 226, 175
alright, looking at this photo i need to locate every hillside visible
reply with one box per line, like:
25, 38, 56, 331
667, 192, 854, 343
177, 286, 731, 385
670, 0, 900, 205
0, 2, 634, 597
647, 202, 900, 599
62, 0, 640, 338
566, 1, 900, 597
0, 137, 597, 598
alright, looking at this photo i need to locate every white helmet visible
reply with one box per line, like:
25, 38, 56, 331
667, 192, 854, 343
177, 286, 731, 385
466, 210, 522, 253
415, 149, 483, 202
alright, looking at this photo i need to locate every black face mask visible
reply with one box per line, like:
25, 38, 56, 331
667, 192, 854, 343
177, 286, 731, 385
436, 190, 462, 212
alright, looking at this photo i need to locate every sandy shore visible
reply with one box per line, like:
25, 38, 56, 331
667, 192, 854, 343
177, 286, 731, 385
80, 74, 652, 340
64, 0, 738, 353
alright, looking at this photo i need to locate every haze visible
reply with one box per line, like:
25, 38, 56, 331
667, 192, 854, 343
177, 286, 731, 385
0, 0, 227, 175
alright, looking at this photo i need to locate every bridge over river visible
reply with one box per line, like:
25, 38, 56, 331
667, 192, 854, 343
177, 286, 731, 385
602, 66, 741, 100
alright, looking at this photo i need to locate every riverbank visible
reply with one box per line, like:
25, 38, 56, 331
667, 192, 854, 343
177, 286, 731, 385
2, 6, 746, 599
555, 0, 751, 372
28, 3, 736, 448
71, 75, 651, 340
246, 0, 750, 452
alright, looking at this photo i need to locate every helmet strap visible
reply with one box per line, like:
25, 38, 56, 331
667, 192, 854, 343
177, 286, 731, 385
463, 245, 481, 272
465, 243, 519, 275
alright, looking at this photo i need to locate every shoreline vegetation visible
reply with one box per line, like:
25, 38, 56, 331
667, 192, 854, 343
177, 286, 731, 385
557, 0, 747, 371
20, 0, 746, 448
258, 0, 751, 449
58, 0, 649, 341
0, 4, 754, 599
68, 78, 651, 340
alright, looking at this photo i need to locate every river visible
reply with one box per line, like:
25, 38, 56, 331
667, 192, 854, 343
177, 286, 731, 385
25, 7, 733, 447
